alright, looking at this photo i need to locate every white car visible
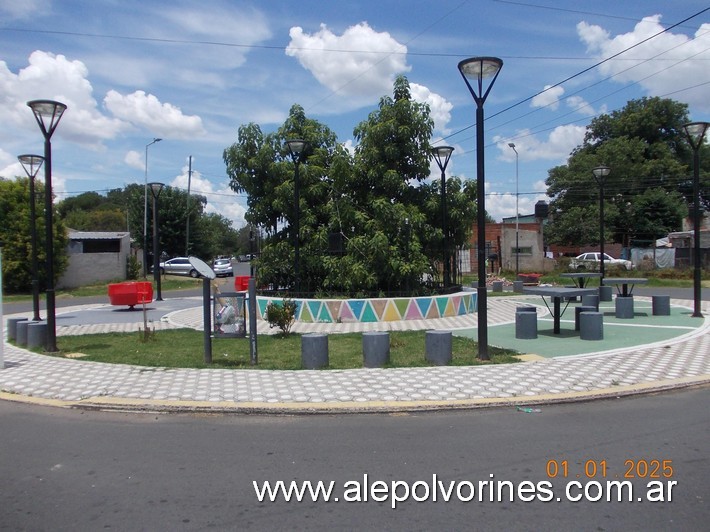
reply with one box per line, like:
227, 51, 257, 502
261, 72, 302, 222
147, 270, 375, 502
158, 257, 200, 277
569, 252, 633, 271
212, 258, 234, 277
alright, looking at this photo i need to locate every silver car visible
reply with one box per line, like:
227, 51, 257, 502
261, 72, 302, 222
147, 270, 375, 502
159, 257, 200, 277
569, 252, 633, 271
212, 258, 234, 277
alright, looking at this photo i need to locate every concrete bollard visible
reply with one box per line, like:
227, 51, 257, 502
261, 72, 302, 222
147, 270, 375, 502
16, 320, 29, 346
599, 285, 613, 302
492, 281, 503, 292
580, 311, 603, 340
425, 330, 452, 366
575, 305, 597, 331
652, 295, 671, 316
362, 331, 390, 368
513, 281, 524, 293
301, 333, 329, 369
615, 296, 634, 319
515, 310, 537, 339
7, 317, 28, 341
26, 321, 47, 350
581, 294, 599, 311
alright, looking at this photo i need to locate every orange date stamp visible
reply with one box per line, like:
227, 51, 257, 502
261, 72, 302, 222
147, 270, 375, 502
546, 459, 674, 479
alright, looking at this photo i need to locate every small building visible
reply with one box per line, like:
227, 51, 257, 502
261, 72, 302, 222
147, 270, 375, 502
57, 230, 132, 289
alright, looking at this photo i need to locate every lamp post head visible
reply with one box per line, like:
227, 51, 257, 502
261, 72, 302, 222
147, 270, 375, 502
148, 182, 165, 199
286, 139, 308, 162
458, 57, 503, 104
27, 100, 67, 139
431, 145, 454, 172
682, 122, 709, 151
18, 154, 45, 179
592, 165, 611, 184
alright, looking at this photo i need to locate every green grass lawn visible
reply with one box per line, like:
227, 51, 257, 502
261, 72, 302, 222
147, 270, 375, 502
55, 329, 520, 370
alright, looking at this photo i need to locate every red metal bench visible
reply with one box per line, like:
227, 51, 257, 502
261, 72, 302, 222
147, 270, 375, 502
108, 281, 153, 309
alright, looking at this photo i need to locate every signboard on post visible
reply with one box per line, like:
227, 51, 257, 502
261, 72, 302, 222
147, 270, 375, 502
213, 292, 246, 338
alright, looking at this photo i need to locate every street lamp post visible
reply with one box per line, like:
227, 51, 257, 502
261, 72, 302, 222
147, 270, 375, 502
143, 138, 162, 278
508, 143, 519, 277
592, 165, 611, 281
286, 139, 307, 294
682, 121, 709, 318
432, 146, 454, 288
27, 99, 67, 353
149, 182, 165, 301
18, 154, 45, 321
458, 57, 503, 361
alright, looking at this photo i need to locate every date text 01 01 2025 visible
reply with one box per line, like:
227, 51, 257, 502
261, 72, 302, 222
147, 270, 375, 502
546, 459, 674, 479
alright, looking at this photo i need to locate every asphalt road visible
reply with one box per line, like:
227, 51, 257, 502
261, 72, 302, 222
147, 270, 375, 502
0, 386, 707, 530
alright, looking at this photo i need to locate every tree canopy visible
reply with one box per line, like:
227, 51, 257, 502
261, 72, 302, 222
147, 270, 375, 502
545, 97, 705, 248
224, 76, 478, 295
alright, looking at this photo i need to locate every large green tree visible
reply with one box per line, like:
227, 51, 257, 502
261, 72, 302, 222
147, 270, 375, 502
0, 177, 68, 293
545, 97, 704, 248
224, 76, 478, 294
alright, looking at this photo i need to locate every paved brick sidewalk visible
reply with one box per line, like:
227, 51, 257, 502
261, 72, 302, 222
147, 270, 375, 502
1, 296, 708, 413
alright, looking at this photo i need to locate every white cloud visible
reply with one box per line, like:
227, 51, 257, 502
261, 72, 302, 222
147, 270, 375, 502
104, 90, 206, 139
485, 191, 550, 222
531, 85, 565, 110
124, 150, 144, 170
286, 22, 410, 106
410, 82, 453, 134
578, 15, 710, 112
0, 0, 50, 19
495, 125, 586, 163
565, 95, 598, 117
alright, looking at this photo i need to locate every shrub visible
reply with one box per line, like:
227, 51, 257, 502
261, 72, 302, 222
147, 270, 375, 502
265, 299, 297, 335
126, 255, 141, 280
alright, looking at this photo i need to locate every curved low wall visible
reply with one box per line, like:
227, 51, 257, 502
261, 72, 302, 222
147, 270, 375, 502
256, 291, 477, 323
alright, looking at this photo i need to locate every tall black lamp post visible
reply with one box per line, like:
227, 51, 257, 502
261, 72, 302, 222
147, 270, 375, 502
508, 143, 520, 277
286, 139, 307, 294
432, 146, 454, 288
682, 121, 708, 318
592, 165, 611, 281
143, 138, 162, 278
18, 154, 45, 321
27, 99, 66, 353
149, 182, 165, 301
458, 56, 503, 361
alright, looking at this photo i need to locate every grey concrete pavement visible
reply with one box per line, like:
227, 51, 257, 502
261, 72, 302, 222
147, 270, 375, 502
1, 294, 709, 413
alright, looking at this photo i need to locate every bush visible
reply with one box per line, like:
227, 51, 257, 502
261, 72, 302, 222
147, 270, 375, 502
126, 255, 141, 280
265, 299, 297, 335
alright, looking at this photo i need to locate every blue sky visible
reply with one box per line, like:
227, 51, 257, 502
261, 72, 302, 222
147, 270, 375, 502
1, 0, 708, 225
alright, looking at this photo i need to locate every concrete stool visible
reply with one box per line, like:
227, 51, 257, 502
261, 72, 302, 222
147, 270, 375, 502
515, 309, 537, 339
492, 281, 503, 292
615, 296, 634, 319
301, 333, 329, 369
16, 320, 29, 346
26, 321, 47, 350
652, 295, 671, 316
599, 285, 613, 302
575, 305, 597, 331
581, 294, 599, 311
7, 317, 28, 341
362, 331, 390, 368
580, 311, 603, 340
425, 330, 452, 366
513, 281, 524, 293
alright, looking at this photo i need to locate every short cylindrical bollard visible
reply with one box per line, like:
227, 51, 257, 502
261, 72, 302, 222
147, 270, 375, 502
301, 333, 329, 369
575, 305, 596, 331
615, 296, 634, 319
425, 330, 452, 366
513, 281, 524, 293
492, 281, 503, 292
7, 317, 28, 341
515, 310, 537, 339
599, 285, 613, 302
26, 321, 47, 350
580, 311, 603, 340
581, 294, 599, 311
652, 295, 671, 316
16, 320, 30, 346
362, 331, 390, 368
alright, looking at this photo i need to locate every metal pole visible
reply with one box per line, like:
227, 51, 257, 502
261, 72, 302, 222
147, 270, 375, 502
599, 177, 605, 281
475, 103, 489, 360
442, 166, 450, 288
185, 155, 192, 256
294, 159, 300, 294
248, 277, 258, 365
202, 278, 212, 364
43, 136, 57, 352
692, 148, 703, 318
152, 193, 163, 301
143, 138, 161, 278
29, 175, 41, 321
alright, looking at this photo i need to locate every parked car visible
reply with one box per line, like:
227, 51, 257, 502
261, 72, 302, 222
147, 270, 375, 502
212, 258, 234, 277
158, 257, 200, 278
569, 252, 633, 271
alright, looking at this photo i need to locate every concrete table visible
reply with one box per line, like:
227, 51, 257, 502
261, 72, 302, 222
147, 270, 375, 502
523, 286, 597, 334
560, 272, 602, 288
